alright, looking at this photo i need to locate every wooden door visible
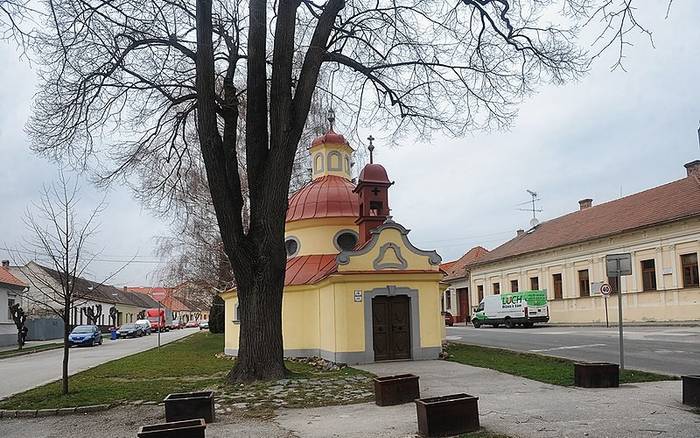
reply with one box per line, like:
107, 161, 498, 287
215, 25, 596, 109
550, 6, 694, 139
457, 288, 470, 322
372, 295, 411, 361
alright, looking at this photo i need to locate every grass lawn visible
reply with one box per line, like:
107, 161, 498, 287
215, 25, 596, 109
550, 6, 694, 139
0, 342, 63, 359
445, 343, 677, 386
0, 332, 373, 411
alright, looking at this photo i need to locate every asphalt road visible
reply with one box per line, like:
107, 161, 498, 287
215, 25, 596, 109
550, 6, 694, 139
0, 328, 197, 400
446, 325, 700, 376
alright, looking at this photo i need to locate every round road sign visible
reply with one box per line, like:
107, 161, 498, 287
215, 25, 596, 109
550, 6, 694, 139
600, 283, 612, 296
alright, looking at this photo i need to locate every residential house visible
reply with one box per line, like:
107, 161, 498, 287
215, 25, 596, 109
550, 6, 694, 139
1, 261, 27, 347
469, 160, 700, 324
9, 262, 162, 336
440, 246, 489, 323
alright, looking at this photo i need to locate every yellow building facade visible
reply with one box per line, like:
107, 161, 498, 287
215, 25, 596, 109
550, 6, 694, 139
222, 129, 445, 363
469, 161, 700, 324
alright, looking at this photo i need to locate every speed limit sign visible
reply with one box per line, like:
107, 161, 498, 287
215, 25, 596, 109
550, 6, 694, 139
600, 283, 612, 296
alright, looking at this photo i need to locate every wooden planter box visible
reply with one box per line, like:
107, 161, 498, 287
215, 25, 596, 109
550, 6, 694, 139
137, 419, 206, 438
164, 391, 215, 424
682, 375, 700, 407
574, 362, 619, 388
374, 374, 420, 406
415, 393, 479, 437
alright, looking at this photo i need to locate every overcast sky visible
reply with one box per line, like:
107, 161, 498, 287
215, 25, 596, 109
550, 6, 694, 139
1, 1, 698, 285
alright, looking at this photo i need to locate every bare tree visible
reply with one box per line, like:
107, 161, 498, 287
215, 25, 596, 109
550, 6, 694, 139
18, 171, 120, 395
27, 0, 668, 381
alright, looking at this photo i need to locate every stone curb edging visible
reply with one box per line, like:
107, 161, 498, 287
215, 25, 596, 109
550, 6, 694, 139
0, 404, 112, 419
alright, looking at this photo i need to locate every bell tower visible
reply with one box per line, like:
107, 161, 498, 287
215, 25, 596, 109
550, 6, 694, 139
354, 136, 394, 244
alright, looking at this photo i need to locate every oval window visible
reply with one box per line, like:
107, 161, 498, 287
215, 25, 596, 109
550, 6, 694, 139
335, 231, 358, 252
285, 238, 299, 257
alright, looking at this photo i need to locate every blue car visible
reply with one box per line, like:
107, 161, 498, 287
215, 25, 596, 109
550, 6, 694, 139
68, 325, 103, 347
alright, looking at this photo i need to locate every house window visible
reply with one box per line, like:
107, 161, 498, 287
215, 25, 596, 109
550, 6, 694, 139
681, 253, 699, 288
492, 283, 500, 295
552, 274, 563, 299
608, 276, 620, 293
477, 285, 484, 302
641, 259, 657, 291
578, 270, 590, 297
445, 291, 452, 309
510, 280, 518, 293
530, 277, 539, 290
7, 297, 15, 321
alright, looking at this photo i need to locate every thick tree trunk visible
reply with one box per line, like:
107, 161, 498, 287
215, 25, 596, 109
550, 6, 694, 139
227, 258, 287, 382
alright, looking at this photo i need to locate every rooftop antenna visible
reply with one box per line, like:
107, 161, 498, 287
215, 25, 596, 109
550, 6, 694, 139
517, 189, 543, 228
367, 135, 375, 164
697, 120, 700, 152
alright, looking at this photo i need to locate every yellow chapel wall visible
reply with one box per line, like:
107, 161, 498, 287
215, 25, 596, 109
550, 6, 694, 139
285, 218, 359, 257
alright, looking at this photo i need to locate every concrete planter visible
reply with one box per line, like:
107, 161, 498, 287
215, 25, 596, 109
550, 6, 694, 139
574, 362, 619, 388
164, 391, 215, 424
682, 375, 700, 407
415, 393, 480, 437
373, 374, 420, 406
137, 419, 206, 438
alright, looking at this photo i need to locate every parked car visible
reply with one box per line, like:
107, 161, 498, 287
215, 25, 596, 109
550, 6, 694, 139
68, 325, 103, 347
185, 320, 199, 328
135, 319, 152, 335
117, 323, 144, 338
198, 320, 209, 330
171, 319, 182, 330
442, 311, 454, 327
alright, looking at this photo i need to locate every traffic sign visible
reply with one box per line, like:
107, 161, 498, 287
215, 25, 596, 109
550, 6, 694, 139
606, 253, 632, 277
600, 283, 612, 297
151, 291, 167, 301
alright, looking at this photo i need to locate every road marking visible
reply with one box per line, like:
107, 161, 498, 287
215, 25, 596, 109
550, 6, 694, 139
529, 343, 607, 353
445, 335, 462, 340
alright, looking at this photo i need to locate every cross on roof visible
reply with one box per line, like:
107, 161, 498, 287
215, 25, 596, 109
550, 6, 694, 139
367, 135, 375, 163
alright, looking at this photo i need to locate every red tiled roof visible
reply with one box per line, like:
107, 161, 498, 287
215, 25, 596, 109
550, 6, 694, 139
284, 254, 338, 286
126, 286, 191, 311
286, 175, 360, 222
0, 267, 26, 288
442, 246, 489, 281
475, 175, 700, 266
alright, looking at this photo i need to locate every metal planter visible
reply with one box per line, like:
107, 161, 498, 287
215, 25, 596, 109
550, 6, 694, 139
682, 375, 700, 407
164, 391, 215, 424
574, 362, 619, 388
137, 419, 206, 438
373, 374, 420, 406
415, 393, 480, 437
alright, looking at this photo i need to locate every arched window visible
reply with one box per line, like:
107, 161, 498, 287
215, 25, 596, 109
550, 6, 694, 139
285, 236, 300, 257
334, 230, 359, 252
314, 153, 324, 174
327, 151, 342, 171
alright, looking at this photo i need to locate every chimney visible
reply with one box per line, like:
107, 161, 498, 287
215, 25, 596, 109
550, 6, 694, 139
684, 160, 700, 178
516, 229, 525, 237
1, 260, 9, 267
123, 286, 128, 292
578, 198, 593, 210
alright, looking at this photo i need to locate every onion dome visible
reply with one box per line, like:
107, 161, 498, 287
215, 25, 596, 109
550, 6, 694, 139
358, 163, 390, 184
286, 175, 360, 222
311, 129, 349, 148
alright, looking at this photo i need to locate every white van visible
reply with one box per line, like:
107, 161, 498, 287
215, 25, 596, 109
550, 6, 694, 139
471, 290, 549, 328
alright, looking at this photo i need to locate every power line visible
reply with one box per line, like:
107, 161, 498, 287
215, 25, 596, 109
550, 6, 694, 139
0, 246, 167, 264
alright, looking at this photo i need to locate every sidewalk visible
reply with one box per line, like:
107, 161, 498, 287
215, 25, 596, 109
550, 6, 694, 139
2, 359, 698, 437
0, 340, 61, 353
275, 360, 699, 438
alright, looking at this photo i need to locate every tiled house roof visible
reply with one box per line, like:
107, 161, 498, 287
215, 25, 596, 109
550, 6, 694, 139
0, 267, 26, 289
474, 174, 700, 266
441, 246, 490, 281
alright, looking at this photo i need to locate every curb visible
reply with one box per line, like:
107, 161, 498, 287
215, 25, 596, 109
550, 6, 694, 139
0, 404, 111, 419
